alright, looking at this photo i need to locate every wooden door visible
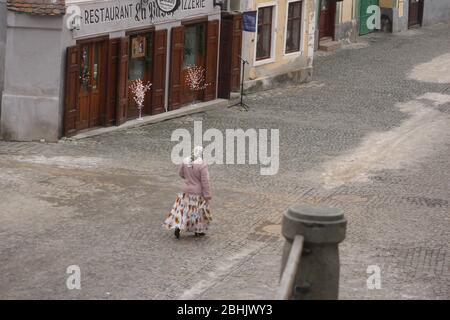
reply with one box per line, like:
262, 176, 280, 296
319, 0, 335, 39
78, 41, 105, 130
89, 41, 103, 127
230, 15, 243, 92
79, 44, 91, 130
117, 37, 129, 125
152, 30, 167, 115
218, 18, 233, 99
169, 26, 185, 110
64, 45, 80, 137
408, 0, 423, 28
218, 13, 243, 99
105, 38, 120, 126
204, 20, 219, 102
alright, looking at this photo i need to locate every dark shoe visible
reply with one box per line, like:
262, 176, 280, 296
195, 232, 206, 237
174, 228, 180, 239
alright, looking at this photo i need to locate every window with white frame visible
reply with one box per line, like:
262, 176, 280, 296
256, 5, 275, 61
285, 1, 303, 54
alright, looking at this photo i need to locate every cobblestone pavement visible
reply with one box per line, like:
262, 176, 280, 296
1, 24, 450, 300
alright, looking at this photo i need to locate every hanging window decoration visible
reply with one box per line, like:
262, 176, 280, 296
80, 46, 91, 89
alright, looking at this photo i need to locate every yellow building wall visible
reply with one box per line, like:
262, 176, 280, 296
380, 1, 404, 17
246, 0, 315, 80
380, 0, 394, 8
398, 0, 404, 17
341, 0, 354, 23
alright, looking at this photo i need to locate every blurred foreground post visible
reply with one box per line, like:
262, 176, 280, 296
278, 204, 347, 300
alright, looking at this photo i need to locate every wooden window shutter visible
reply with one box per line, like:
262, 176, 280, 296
169, 26, 185, 110
106, 38, 120, 126
204, 20, 219, 102
231, 14, 243, 92
116, 37, 129, 125
64, 45, 80, 137
152, 29, 168, 115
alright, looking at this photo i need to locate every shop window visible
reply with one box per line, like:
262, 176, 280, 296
256, 6, 274, 61
285, 1, 303, 54
184, 23, 206, 68
129, 33, 153, 81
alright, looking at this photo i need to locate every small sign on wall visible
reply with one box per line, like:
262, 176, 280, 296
243, 11, 257, 32
131, 36, 146, 59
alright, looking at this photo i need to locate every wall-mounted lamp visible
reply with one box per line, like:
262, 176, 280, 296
214, 0, 226, 10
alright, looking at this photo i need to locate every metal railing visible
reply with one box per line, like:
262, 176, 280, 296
276, 235, 304, 300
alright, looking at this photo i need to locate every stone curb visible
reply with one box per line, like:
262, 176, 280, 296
64, 98, 233, 141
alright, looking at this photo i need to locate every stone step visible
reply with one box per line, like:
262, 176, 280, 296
318, 40, 341, 52
320, 36, 333, 43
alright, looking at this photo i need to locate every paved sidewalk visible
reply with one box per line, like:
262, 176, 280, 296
1, 25, 449, 300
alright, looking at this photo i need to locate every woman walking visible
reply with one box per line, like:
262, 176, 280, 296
163, 146, 212, 239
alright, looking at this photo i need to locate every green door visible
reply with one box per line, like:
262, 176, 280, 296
359, 0, 379, 35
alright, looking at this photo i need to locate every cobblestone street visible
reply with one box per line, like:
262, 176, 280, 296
1, 24, 449, 300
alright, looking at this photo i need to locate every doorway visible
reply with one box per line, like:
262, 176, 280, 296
408, 0, 424, 28
182, 22, 207, 104
319, 0, 335, 40
169, 20, 219, 110
218, 12, 242, 99
78, 41, 106, 130
128, 32, 154, 119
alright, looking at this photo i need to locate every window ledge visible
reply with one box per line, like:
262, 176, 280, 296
254, 57, 276, 67
283, 51, 304, 58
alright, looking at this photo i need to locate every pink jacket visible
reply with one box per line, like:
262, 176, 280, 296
179, 162, 212, 199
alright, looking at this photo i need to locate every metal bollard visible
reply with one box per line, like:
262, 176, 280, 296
280, 204, 347, 300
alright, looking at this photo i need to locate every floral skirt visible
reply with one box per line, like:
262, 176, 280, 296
163, 193, 212, 233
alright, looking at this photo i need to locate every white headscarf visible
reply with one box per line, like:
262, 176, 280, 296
183, 146, 204, 167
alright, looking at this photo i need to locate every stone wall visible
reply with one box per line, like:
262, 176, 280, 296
423, 0, 450, 26
334, 20, 358, 43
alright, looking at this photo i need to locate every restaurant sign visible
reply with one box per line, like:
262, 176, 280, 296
67, 0, 213, 38
156, 0, 180, 13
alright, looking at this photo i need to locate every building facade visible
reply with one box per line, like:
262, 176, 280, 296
315, 0, 358, 50
315, 0, 382, 45
315, 0, 450, 46
237, 0, 317, 93
379, 0, 450, 34
0, 0, 232, 141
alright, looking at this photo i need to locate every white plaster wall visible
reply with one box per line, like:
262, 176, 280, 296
423, 0, 450, 26
1, 13, 64, 141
